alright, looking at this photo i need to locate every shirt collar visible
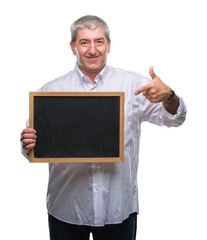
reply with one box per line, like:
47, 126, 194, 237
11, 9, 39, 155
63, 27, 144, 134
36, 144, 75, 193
74, 63, 107, 85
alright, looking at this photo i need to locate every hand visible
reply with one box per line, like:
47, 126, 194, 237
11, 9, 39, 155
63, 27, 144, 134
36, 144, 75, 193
20, 128, 37, 154
134, 67, 171, 103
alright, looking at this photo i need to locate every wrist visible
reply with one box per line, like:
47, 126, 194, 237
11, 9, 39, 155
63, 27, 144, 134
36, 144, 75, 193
164, 89, 175, 104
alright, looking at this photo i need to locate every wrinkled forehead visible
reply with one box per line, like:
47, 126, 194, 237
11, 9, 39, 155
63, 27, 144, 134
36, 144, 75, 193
76, 26, 107, 42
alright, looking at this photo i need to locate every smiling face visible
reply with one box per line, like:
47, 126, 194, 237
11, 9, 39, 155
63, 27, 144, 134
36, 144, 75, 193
70, 26, 111, 80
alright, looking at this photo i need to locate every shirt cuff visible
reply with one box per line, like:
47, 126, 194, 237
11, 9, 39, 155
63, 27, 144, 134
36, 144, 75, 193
21, 142, 30, 160
162, 96, 187, 127
21, 119, 30, 161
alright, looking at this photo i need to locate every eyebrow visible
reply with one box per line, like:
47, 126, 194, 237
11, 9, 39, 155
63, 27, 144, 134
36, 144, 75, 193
96, 38, 105, 41
79, 38, 106, 42
79, 39, 89, 42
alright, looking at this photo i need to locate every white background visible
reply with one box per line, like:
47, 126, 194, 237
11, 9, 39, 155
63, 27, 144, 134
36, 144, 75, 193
0, 0, 206, 239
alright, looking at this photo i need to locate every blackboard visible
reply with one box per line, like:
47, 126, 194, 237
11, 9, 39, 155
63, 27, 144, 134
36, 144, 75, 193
29, 92, 124, 163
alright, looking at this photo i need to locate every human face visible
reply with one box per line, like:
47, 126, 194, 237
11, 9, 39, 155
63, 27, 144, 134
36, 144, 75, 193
70, 26, 111, 79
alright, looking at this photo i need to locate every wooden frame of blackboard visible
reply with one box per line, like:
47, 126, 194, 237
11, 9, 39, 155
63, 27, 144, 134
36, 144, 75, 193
29, 92, 124, 163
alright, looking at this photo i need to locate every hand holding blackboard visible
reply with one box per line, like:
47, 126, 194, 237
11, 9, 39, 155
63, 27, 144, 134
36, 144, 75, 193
21, 128, 37, 154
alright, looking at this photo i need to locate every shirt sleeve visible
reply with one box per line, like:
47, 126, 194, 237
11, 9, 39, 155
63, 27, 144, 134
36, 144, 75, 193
140, 94, 187, 127
161, 96, 187, 127
21, 142, 29, 160
21, 119, 30, 161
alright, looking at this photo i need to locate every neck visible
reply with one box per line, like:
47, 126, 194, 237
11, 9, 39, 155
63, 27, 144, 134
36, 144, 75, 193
78, 65, 105, 84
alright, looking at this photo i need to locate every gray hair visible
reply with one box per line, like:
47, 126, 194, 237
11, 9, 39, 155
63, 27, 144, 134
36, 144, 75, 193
71, 15, 110, 44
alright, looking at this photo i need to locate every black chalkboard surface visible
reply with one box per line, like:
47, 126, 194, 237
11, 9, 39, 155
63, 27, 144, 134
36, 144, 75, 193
29, 92, 124, 163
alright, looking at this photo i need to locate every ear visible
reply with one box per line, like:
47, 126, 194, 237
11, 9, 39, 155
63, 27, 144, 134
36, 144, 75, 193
70, 41, 76, 55
107, 40, 111, 53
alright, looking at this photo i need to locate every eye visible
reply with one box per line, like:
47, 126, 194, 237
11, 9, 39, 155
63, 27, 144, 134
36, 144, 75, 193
80, 41, 89, 46
96, 39, 105, 46
80, 39, 89, 47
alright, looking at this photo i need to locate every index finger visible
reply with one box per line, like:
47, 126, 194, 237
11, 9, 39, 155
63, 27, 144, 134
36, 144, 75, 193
134, 84, 151, 95
21, 128, 36, 135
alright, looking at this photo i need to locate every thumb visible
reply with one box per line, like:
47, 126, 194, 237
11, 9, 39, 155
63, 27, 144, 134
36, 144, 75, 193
149, 66, 156, 79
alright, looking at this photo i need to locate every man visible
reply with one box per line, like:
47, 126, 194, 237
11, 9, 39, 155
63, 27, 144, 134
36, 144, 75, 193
21, 15, 187, 240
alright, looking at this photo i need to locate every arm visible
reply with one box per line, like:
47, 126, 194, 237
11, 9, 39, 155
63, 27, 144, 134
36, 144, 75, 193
163, 94, 180, 115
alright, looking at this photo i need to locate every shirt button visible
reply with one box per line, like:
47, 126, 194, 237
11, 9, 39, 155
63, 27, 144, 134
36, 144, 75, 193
93, 185, 99, 192
92, 164, 99, 170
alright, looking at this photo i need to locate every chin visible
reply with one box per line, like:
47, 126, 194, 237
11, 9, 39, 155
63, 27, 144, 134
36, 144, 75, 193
86, 65, 101, 72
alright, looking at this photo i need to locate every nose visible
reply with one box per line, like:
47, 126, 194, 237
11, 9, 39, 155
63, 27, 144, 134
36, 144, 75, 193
88, 42, 96, 55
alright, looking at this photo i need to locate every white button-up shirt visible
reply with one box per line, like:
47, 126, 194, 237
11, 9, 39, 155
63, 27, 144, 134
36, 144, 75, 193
23, 64, 186, 226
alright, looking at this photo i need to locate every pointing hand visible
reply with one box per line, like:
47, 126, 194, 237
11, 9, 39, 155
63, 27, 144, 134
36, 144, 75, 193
134, 67, 171, 103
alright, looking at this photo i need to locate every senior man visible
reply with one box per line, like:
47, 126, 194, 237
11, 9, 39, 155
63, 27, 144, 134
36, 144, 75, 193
21, 15, 187, 240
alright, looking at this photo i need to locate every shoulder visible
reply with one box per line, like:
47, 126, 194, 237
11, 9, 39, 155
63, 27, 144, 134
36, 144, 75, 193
106, 66, 151, 85
38, 70, 74, 91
